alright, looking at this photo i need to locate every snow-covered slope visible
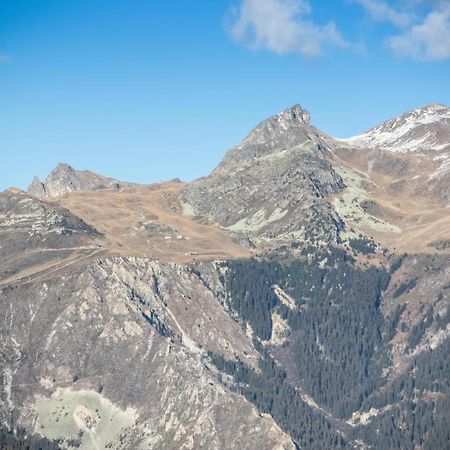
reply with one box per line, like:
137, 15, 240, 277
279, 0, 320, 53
340, 104, 450, 153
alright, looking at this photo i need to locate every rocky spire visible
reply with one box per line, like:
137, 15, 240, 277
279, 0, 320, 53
27, 176, 46, 198
27, 163, 123, 198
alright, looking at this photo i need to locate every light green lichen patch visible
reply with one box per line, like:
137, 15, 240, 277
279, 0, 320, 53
333, 166, 401, 237
33, 388, 138, 449
228, 207, 288, 233
180, 201, 195, 217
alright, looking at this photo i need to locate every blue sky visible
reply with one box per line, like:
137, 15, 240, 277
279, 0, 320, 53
1, 0, 449, 191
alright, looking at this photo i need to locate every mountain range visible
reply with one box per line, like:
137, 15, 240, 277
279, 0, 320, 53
1, 103, 449, 449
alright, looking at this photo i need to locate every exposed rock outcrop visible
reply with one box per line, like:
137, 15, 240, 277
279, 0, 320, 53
27, 163, 124, 199
0, 257, 295, 450
0, 189, 103, 284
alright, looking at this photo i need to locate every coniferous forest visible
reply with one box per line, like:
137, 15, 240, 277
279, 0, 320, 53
211, 247, 450, 450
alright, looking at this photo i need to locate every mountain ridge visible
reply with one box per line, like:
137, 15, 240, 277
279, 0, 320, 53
26, 102, 450, 198
27, 162, 126, 199
2, 101, 450, 449
339, 103, 450, 153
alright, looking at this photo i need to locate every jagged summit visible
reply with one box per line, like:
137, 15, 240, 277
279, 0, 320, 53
181, 104, 344, 243
27, 163, 125, 199
54, 162, 74, 170
27, 176, 46, 198
274, 104, 311, 125
215, 104, 327, 172
341, 103, 450, 153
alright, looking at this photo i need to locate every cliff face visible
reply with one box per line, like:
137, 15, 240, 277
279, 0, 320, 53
0, 256, 294, 450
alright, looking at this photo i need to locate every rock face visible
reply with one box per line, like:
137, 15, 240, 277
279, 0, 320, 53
0, 189, 103, 285
0, 187, 296, 449
341, 104, 450, 153
0, 257, 295, 450
27, 163, 124, 199
181, 105, 345, 243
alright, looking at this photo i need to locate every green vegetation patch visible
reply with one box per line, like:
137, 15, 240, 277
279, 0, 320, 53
33, 388, 138, 449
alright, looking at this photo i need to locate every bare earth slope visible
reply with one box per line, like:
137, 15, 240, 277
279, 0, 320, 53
57, 182, 251, 263
331, 104, 450, 253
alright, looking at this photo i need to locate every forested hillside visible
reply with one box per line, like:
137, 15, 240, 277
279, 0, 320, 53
210, 247, 450, 449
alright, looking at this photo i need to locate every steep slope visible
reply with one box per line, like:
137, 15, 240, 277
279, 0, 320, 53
330, 104, 450, 252
341, 104, 450, 153
212, 247, 450, 450
0, 188, 104, 286
181, 105, 345, 244
0, 257, 296, 450
28, 163, 126, 199
344, 253, 450, 449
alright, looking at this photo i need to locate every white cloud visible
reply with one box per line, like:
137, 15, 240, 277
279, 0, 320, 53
0, 53, 11, 64
229, 0, 348, 57
228, 0, 450, 61
350, 0, 450, 61
388, 5, 450, 61
350, 0, 411, 27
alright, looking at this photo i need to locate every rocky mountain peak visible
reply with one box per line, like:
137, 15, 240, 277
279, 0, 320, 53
215, 104, 326, 172
414, 103, 449, 116
27, 162, 83, 199
27, 176, 46, 198
273, 104, 311, 126
51, 162, 76, 176
27, 163, 125, 199
394, 103, 450, 127
181, 104, 344, 244
249, 104, 313, 142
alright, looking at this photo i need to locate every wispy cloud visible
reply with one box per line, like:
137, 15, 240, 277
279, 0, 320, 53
351, 0, 450, 61
229, 0, 450, 62
229, 0, 349, 57
0, 53, 12, 64
350, 0, 412, 27
388, 4, 450, 61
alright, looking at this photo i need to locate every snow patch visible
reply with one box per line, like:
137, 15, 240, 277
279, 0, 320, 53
339, 104, 450, 153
